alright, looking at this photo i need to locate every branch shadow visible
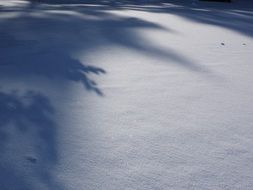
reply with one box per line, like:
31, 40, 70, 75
1, 0, 212, 73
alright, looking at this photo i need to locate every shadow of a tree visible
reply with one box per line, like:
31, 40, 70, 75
0, 2, 174, 189
1, 0, 250, 189
0, 0, 211, 73
0, 90, 62, 190
29, 0, 253, 38
1, 49, 106, 95
117, 0, 253, 38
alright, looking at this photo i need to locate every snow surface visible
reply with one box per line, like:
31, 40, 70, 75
0, 0, 253, 189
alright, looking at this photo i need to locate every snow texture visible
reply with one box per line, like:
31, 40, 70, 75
0, 0, 253, 189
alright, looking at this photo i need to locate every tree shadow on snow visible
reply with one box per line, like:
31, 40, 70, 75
1, 0, 250, 188
0, 90, 62, 190
117, 0, 253, 38
0, 1, 212, 73
27, 0, 253, 37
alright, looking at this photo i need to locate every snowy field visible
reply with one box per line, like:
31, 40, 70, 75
0, 0, 253, 189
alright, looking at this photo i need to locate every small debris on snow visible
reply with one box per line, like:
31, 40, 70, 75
25, 156, 37, 163
221, 43, 225, 45
243, 43, 246, 46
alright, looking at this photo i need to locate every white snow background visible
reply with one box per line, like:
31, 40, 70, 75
0, 0, 253, 189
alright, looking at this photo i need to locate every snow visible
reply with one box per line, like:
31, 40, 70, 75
0, 0, 253, 189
